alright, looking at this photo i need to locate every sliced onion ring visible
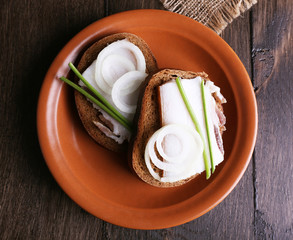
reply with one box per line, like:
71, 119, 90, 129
95, 62, 112, 94
112, 71, 147, 114
144, 135, 161, 181
95, 39, 146, 94
101, 54, 136, 87
156, 125, 193, 163
144, 124, 204, 182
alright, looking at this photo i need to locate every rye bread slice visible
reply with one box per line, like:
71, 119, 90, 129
130, 69, 225, 187
74, 33, 157, 153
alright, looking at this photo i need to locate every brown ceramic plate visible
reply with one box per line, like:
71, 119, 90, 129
37, 9, 257, 229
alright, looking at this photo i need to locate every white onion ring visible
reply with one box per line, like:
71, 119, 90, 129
147, 126, 194, 172
144, 135, 161, 181
95, 61, 112, 94
101, 54, 136, 87
95, 39, 146, 94
156, 125, 192, 163
112, 71, 147, 114
144, 124, 204, 182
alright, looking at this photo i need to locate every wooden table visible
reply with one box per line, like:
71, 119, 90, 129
1, 0, 292, 239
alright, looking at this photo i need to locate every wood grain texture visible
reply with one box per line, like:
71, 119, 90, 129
0, 0, 107, 239
252, 0, 293, 239
0, 0, 292, 239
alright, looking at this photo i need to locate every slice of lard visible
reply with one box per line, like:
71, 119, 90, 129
79, 60, 132, 144
78, 39, 148, 144
158, 77, 225, 175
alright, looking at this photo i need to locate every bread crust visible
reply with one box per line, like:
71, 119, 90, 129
130, 69, 225, 187
74, 33, 158, 153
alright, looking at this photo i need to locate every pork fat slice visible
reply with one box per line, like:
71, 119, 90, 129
158, 77, 224, 171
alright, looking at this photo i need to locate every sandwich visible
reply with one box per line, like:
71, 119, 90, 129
73, 33, 158, 153
130, 69, 226, 187
60, 33, 226, 188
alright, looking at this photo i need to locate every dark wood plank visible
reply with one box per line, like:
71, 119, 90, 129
3, 0, 292, 239
108, 0, 165, 14
0, 0, 255, 239
0, 0, 108, 239
252, 0, 293, 239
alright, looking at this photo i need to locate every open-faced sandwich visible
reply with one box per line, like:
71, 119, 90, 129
60, 33, 226, 188
67, 33, 158, 152
130, 69, 226, 187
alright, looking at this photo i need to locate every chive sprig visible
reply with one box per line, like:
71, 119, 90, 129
60, 63, 132, 131
201, 80, 215, 173
175, 77, 211, 179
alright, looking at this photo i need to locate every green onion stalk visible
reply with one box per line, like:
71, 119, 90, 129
60, 63, 132, 131
175, 77, 212, 179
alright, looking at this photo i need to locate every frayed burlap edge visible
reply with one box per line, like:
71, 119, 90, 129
160, 0, 257, 34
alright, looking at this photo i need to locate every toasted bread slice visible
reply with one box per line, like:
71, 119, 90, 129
74, 33, 158, 153
130, 69, 225, 187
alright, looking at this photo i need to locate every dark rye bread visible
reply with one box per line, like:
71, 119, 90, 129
74, 33, 157, 153
130, 69, 225, 187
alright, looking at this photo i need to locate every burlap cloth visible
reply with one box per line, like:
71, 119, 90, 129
160, 0, 257, 34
